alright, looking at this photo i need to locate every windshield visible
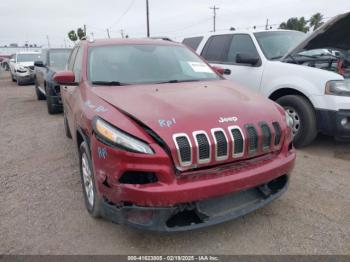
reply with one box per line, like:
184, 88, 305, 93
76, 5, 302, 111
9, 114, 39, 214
254, 31, 306, 60
17, 53, 42, 63
88, 44, 220, 85
49, 50, 71, 70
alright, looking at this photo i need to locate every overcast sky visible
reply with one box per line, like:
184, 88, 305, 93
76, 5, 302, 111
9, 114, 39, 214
0, 0, 349, 47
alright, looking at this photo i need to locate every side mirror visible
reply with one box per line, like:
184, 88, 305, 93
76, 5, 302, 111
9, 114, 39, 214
53, 71, 76, 85
34, 61, 44, 67
212, 66, 231, 75
236, 53, 260, 66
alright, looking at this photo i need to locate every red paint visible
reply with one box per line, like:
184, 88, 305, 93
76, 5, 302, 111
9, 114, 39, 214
60, 39, 295, 209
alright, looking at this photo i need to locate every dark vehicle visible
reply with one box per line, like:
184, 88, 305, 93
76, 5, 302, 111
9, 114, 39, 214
34, 48, 72, 114
53, 38, 295, 232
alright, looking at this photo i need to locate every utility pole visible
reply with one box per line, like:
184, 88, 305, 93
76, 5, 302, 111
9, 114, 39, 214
146, 0, 150, 37
120, 29, 125, 38
106, 28, 111, 38
210, 5, 219, 32
265, 19, 269, 30
84, 24, 87, 35
46, 35, 51, 48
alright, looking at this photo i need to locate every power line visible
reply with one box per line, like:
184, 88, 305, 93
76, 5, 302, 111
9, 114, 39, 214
109, 0, 136, 29
210, 5, 219, 32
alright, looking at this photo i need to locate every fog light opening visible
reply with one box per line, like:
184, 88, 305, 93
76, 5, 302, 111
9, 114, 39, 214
119, 171, 158, 185
340, 117, 350, 129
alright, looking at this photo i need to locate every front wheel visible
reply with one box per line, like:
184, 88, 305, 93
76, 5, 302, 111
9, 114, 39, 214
79, 141, 102, 218
276, 95, 317, 148
46, 96, 62, 114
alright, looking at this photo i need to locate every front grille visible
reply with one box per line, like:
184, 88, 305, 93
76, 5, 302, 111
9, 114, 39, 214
260, 123, 272, 150
272, 122, 281, 145
174, 135, 192, 165
213, 129, 228, 159
173, 121, 283, 168
246, 125, 258, 153
194, 132, 210, 162
230, 128, 244, 156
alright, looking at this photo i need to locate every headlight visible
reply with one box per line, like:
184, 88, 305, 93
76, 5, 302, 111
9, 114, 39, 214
16, 66, 27, 73
285, 111, 294, 128
93, 117, 154, 154
325, 80, 350, 97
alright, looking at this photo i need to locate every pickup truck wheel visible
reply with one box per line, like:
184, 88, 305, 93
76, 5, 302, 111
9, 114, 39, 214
35, 80, 46, 100
79, 141, 102, 218
64, 113, 72, 139
277, 95, 317, 148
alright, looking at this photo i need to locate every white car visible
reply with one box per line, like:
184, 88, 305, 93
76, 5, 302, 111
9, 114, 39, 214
184, 12, 350, 147
9, 51, 42, 85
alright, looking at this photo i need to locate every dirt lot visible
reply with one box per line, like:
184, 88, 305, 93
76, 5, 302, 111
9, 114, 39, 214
0, 69, 349, 255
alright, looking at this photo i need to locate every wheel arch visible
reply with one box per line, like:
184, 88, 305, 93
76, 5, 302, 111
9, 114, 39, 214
76, 127, 90, 152
268, 88, 315, 109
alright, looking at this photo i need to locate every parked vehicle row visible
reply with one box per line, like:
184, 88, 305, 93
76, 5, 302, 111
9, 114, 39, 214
183, 12, 350, 147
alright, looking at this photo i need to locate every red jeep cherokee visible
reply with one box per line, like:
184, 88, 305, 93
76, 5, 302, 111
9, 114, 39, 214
54, 38, 295, 231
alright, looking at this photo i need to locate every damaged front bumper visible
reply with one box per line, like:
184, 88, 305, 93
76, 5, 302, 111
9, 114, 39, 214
100, 174, 289, 232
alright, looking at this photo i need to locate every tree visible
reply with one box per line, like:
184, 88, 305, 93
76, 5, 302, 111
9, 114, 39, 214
279, 17, 309, 33
77, 27, 86, 40
310, 13, 324, 31
68, 30, 78, 42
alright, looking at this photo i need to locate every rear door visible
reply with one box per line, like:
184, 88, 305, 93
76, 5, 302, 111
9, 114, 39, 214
201, 34, 264, 92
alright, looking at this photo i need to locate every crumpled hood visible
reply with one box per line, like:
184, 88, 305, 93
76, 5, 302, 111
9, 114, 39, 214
92, 80, 283, 140
16, 62, 34, 68
283, 11, 350, 59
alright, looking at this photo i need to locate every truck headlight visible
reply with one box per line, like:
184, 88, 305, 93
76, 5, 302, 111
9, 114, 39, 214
93, 117, 154, 154
325, 80, 350, 97
285, 111, 294, 128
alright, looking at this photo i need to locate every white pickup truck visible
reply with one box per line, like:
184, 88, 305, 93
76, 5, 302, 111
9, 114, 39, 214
183, 12, 350, 147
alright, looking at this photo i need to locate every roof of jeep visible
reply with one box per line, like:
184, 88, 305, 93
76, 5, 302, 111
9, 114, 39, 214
83, 38, 182, 47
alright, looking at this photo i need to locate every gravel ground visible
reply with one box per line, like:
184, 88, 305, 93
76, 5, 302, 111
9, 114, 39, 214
0, 70, 349, 255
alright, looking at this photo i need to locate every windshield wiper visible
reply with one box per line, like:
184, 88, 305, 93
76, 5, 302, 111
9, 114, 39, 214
155, 79, 202, 84
270, 55, 283, 60
91, 81, 129, 86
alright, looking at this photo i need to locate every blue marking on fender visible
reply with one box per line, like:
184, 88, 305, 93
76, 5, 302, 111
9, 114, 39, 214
97, 147, 108, 159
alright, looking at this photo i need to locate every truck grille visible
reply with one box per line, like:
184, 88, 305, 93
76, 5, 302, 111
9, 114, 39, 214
173, 121, 283, 169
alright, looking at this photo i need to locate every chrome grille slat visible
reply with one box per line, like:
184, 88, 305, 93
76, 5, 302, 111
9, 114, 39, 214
211, 128, 229, 161
173, 134, 192, 167
272, 122, 282, 145
193, 131, 211, 163
246, 125, 258, 153
228, 126, 245, 157
260, 123, 272, 150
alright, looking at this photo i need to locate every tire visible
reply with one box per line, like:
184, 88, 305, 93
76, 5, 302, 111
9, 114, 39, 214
276, 95, 317, 148
11, 73, 16, 82
46, 96, 62, 114
79, 141, 102, 218
16, 78, 23, 86
64, 113, 72, 139
35, 80, 46, 100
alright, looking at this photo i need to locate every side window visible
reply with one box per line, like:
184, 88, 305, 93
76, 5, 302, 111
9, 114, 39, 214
182, 37, 203, 50
73, 47, 83, 82
227, 34, 259, 64
67, 47, 78, 71
201, 34, 233, 63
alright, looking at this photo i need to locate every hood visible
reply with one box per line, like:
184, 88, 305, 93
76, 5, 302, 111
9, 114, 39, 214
16, 62, 34, 68
92, 80, 285, 170
283, 11, 350, 59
